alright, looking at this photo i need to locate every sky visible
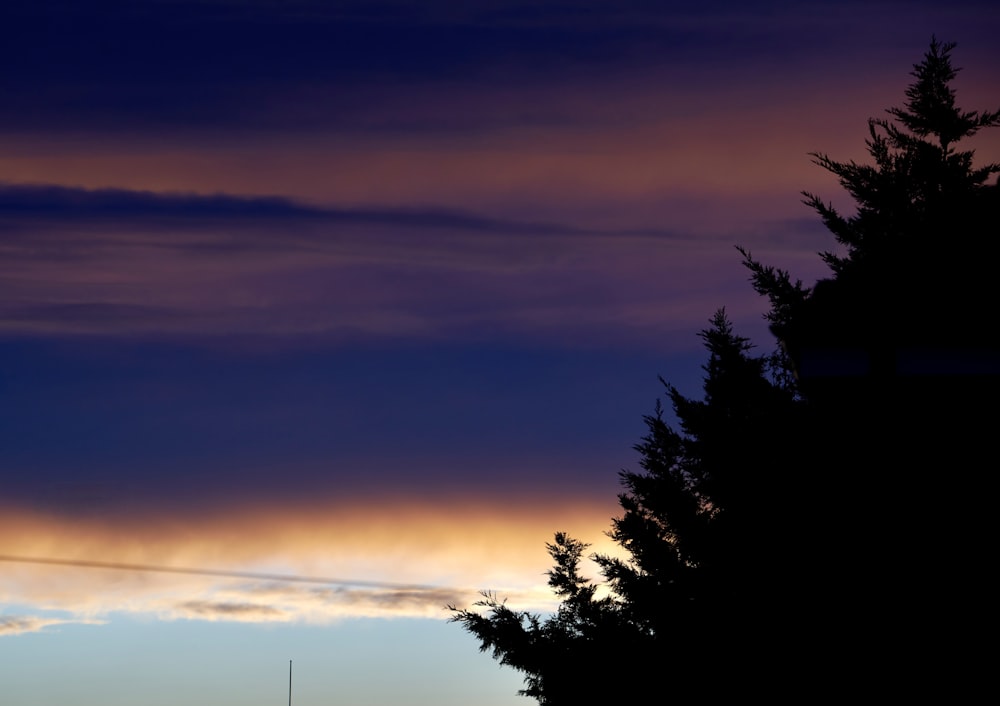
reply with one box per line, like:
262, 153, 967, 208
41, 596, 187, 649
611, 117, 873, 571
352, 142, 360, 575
1, 1, 999, 704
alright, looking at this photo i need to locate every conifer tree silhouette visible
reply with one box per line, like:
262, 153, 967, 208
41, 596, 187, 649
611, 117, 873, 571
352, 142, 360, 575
453, 39, 998, 703
452, 310, 800, 703
741, 38, 999, 381
739, 37, 999, 700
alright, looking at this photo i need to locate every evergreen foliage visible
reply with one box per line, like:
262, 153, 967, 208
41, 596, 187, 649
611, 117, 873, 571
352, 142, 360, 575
452, 39, 998, 703
735, 39, 1000, 699
741, 37, 999, 361
451, 310, 799, 703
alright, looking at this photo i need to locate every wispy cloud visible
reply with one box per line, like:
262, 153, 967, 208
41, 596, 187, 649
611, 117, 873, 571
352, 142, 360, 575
173, 600, 287, 621
0, 614, 104, 636
0, 499, 621, 630
167, 583, 480, 623
0, 182, 610, 236
0, 182, 769, 345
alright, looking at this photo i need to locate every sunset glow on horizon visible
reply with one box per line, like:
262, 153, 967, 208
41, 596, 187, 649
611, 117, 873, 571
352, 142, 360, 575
1, 496, 625, 632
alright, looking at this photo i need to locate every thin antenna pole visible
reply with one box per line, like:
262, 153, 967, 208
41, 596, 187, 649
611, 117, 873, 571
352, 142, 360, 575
289, 660, 292, 706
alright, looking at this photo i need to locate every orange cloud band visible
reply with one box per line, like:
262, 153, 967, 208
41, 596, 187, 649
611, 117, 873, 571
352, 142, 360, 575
0, 496, 624, 632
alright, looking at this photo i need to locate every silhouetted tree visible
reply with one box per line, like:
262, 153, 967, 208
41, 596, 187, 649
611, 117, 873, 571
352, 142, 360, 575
741, 37, 999, 384
740, 37, 999, 699
453, 39, 999, 703
451, 310, 801, 703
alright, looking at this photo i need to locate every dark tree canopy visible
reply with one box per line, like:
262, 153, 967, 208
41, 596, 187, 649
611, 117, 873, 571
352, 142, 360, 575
738, 38, 1000, 699
453, 39, 998, 704
741, 38, 1000, 380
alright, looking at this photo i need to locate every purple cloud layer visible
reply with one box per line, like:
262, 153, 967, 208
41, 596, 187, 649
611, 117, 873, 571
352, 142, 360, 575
1, 182, 802, 346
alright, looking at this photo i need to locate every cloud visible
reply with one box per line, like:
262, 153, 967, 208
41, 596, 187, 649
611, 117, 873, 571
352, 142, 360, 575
0, 183, 325, 222
0, 616, 56, 636
0, 182, 757, 345
173, 600, 286, 621
165, 583, 483, 623
4, 21, 992, 347
4, 0, 904, 133
0, 614, 104, 637
8, 0, 994, 137
0, 498, 621, 628
0, 182, 596, 235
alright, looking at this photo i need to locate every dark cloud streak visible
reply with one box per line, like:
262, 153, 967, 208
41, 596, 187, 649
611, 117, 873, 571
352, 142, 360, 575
0, 182, 681, 238
0, 554, 452, 592
175, 600, 285, 618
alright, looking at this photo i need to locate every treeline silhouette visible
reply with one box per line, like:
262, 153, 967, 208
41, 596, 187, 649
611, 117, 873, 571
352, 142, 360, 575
451, 38, 999, 703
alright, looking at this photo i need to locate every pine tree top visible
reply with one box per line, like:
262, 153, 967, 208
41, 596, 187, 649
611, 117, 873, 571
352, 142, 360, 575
742, 38, 1000, 380
888, 37, 1000, 151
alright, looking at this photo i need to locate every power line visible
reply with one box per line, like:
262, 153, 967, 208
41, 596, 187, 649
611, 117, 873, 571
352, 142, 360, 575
0, 554, 452, 592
